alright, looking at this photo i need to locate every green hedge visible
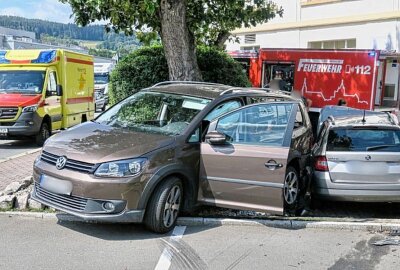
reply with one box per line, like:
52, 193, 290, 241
109, 45, 250, 104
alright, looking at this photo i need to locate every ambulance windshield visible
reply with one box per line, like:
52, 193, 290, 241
0, 71, 46, 94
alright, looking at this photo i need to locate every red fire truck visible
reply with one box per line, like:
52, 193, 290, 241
230, 49, 400, 113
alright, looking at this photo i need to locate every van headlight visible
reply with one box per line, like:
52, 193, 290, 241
22, 105, 38, 113
94, 158, 147, 178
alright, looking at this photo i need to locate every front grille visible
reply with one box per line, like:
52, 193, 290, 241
34, 182, 88, 212
0, 107, 18, 119
41, 151, 96, 174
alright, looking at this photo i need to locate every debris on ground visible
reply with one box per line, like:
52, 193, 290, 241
372, 238, 400, 246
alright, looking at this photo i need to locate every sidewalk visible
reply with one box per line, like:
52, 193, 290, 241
0, 152, 39, 190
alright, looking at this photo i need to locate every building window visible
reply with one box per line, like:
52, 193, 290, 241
308, 39, 356, 49
244, 34, 256, 44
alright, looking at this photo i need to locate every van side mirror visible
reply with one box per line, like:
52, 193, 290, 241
205, 131, 227, 145
56, 85, 63, 96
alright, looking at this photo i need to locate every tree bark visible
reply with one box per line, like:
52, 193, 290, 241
215, 31, 231, 50
160, 0, 203, 81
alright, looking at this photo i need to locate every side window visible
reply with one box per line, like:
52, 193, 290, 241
215, 103, 293, 146
204, 100, 241, 121
294, 105, 304, 129
47, 72, 57, 95
188, 127, 200, 143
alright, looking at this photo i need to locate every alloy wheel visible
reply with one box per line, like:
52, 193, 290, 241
163, 185, 181, 228
284, 171, 298, 205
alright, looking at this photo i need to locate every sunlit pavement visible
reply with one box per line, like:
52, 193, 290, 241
0, 215, 399, 270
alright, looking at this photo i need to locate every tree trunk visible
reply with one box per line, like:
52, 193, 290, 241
160, 0, 202, 81
215, 31, 231, 50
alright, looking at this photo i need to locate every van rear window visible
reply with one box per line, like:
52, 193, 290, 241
327, 128, 400, 152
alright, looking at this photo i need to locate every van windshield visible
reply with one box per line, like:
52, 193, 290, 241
327, 128, 400, 152
95, 91, 211, 136
94, 74, 109, 84
0, 71, 45, 94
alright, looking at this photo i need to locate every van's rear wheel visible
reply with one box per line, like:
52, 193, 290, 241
35, 122, 50, 147
145, 177, 182, 233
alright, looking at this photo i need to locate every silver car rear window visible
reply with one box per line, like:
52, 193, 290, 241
327, 128, 400, 152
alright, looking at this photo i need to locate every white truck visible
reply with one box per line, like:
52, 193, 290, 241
94, 62, 114, 111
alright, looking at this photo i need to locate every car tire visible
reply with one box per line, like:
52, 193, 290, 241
283, 166, 306, 216
35, 122, 51, 147
145, 177, 183, 233
101, 104, 106, 111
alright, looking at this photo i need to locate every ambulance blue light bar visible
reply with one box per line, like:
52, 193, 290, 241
31, 50, 57, 63
0, 51, 10, 64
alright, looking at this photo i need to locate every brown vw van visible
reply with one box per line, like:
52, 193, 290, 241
32, 82, 313, 233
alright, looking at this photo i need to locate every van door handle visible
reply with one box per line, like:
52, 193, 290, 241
265, 162, 283, 169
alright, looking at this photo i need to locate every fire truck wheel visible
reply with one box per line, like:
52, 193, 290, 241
35, 122, 51, 147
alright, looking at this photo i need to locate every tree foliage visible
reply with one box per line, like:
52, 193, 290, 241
109, 45, 250, 104
88, 48, 114, 58
60, 0, 282, 48
61, 0, 282, 81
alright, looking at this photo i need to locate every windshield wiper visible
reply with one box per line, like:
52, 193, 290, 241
367, 144, 399, 151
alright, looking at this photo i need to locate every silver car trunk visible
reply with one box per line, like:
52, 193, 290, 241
326, 151, 400, 184
325, 127, 400, 184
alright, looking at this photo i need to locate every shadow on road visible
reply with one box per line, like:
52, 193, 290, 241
56, 218, 219, 241
0, 139, 37, 149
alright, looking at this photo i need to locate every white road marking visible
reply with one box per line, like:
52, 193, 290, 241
154, 226, 187, 270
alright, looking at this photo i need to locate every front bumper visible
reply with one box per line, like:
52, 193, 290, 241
31, 182, 145, 223
32, 157, 147, 223
313, 171, 400, 202
0, 112, 41, 139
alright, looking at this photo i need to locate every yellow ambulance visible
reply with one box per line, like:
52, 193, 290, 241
0, 49, 95, 145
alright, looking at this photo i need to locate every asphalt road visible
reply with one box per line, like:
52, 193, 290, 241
1, 216, 399, 270
0, 139, 40, 161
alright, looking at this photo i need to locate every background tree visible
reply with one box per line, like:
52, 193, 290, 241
61, 0, 282, 81
109, 45, 250, 104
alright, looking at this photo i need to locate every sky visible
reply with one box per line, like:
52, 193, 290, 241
0, 0, 74, 23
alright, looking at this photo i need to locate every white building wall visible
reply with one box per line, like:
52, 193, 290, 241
300, 21, 399, 49
226, 0, 400, 52
301, 0, 399, 20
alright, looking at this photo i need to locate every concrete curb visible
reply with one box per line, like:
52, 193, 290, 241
2, 211, 400, 232
0, 148, 41, 164
177, 217, 400, 232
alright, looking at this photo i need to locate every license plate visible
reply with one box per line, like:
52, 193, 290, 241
0, 128, 7, 136
39, 174, 73, 195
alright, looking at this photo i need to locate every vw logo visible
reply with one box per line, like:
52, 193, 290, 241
365, 155, 372, 161
55, 156, 67, 170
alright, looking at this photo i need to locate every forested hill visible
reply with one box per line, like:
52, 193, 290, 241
0, 15, 105, 41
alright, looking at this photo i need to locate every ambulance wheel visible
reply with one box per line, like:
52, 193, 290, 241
35, 122, 51, 147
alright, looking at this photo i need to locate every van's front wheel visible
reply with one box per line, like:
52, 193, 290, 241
35, 122, 51, 147
145, 177, 182, 233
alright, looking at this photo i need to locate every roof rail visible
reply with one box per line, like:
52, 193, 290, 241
151, 81, 226, 87
327, 115, 335, 125
220, 87, 292, 96
385, 111, 398, 125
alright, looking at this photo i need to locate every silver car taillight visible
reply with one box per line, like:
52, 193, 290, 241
314, 156, 329, 171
